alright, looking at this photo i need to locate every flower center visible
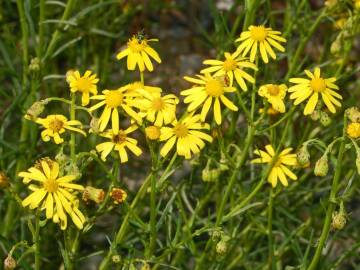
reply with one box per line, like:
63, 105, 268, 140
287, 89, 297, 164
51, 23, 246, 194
310, 78, 326, 92
173, 123, 188, 138
49, 119, 64, 132
250, 26, 267, 41
76, 78, 92, 92
152, 97, 165, 111
267, 85, 280, 96
205, 79, 224, 97
105, 91, 123, 108
43, 178, 58, 193
112, 131, 127, 144
127, 38, 146, 53
223, 58, 237, 71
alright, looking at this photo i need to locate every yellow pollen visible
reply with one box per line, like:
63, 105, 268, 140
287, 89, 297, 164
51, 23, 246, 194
128, 38, 146, 53
267, 85, 280, 96
112, 131, 127, 144
173, 123, 188, 138
250, 26, 267, 41
205, 79, 224, 97
223, 58, 237, 71
152, 97, 165, 111
105, 91, 123, 108
310, 78, 326, 92
43, 178, 58, 193
49, 119, 64, 132
76, 77, 92, 92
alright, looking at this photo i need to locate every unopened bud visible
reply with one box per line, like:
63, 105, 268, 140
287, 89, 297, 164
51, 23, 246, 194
346, 107, 360, 123
320, 111, 331, 127
141, 262, 151, 270
82, 186, 105, 204
25, 100, 47, 120
296, 145, 310, 167
89, 117, 100, 133
0, 171, 9, 188
111, 255, 121, 263
347, 123, 360, 139
29, 57, 40, 71
314, 155, 329, 177
216, 240, 227, 255
202, 168, 221, 182
55, 152, 69, 166
4, 255, 16, 270
110, 188, 127, 204
331, 211, 347, 230
310, 110, 321, 121
211, 229, 223, 242
145, 126, 160, 140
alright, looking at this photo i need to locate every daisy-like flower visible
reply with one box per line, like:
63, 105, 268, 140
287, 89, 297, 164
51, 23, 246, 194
201, 51, 257, 91
181, 73, 238, 125
137, 91, 179, 126
67, 70, 99, 106
19, 158, 85, 230
122, 81, 162, 97
288, 67, 342, 115
116, 34, 161, 72
160, 114, 213, 159
96, 125, 142, 163
236, 25, 286, 63
35, 115, 86, 144
258, 84, 287, 113
89, 87, 141, 134
252, 145, 297, 188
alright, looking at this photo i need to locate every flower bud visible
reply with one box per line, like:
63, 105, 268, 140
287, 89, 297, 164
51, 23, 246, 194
310, 110, 321, 121
216, 240, 227, 255
202, 168, 221, 182
346, 122, 360, 139
0, 171, 9, 188
110, 188, 127, 204
211, 229, 223, 242
111, 254, 121, 263
55, 152, 69, 166
346, 107, 360, 123
29, 57, 40, 71
89, 117, 101, 133
219, 153, 229, 171
25, 100, 47, 120
141, 262, 151, 270
82, 186, 105, 204
314, 155, 329, 177
4, 255, 16, 270
145, 126, 160, 140
296, 145, 310, 167
331, 211, 347, 230
320, 111, 331, 127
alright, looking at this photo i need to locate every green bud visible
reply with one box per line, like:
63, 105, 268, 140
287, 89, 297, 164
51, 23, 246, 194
211, 229, 223, 242
320, 112, 331, 127
25, 100, 47, 120
314, 155, 329, 177
141, 262, 151, 270
111, 255, 121, 264
90, 117, 101, 133
29, 57, 40, 71
346, 107, 360, 123
296, 145, 310, 167
331, 211, 347, 230
4, 255, 16, 270
202, 168, 221, 182
310, 110, 321, 121
216, 240, 227, 255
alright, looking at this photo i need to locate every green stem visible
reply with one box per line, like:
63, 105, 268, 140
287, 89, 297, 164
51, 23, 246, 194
34, 211, 41, 270
16, 0, 29, 85
267, 188, 274, 270
242, 0, 260, 31
37, 0, 45, 59
140, 71, 144, 84
306, 115, 347, 270
70, 93, 76, 161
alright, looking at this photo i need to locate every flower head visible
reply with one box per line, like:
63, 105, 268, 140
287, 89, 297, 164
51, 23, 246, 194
35, 115, 86, 144
347, 122, 360, 138
19, 158, 85, 230
89, 87, 141, 134
201, 52, 257, 91
137, 91, 179, 126
236, 25, 286, 63
252, 145, 297, 187
116, 35, 161, 72
160, 114, 213, 159
181, 73, 238, 125
110, 187, 127, 204
95, 125, 142, 163
258, 84, 287, 113
67, 70, 99, 106
289, 67, 342, 115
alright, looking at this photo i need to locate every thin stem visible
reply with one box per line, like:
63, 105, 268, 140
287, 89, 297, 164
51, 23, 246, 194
140, 71, 144, 84
70, 93, 76, 161
34, 211, 41, 270
306, 115, 347, 270
267, 188, 274, 270
16, 0, 29, 85
37, 0, 45, 59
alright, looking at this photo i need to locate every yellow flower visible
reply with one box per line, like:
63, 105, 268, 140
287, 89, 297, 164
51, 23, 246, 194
123, 81, 162, 96
95, 125, 142, 163
201, 51, 257, 91
289, 67, 342, 115
89, 87, 141, 134
35, 115, 86, 144
347, 122, 360, 138
159, 114, 213, 159
137, 91, 179, 126
252, 145, 297, 187
258, 84, 287, 113
116, 35, 161, 72
259, 107, 281, 115
145, 126, 161, 140
19, 159, 85, 230
354, 0, 360, 9
181, 73, 238, 125
67, 70, 99, 106
236, 25, 286, 63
